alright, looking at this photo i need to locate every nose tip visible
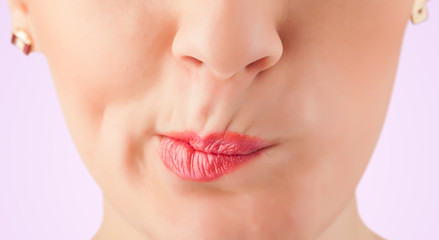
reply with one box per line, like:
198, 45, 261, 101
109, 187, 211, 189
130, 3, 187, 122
171, 5, 283, 80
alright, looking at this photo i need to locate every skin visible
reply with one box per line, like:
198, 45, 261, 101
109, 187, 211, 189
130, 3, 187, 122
6, 0, 416, 239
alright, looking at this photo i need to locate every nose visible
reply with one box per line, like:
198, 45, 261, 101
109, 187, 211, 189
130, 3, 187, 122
171, 1, 283, 80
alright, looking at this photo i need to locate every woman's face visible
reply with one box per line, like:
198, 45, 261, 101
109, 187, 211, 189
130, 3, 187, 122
20, 0, 412, 239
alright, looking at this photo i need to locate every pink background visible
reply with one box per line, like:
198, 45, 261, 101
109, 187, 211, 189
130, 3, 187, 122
1, 2, 438, 239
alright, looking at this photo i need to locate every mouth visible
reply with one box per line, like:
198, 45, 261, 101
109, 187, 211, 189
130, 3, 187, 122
158, 131, 270, 182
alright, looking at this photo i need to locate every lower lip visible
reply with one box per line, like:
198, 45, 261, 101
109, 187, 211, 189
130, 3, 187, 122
159, 136, 265, 182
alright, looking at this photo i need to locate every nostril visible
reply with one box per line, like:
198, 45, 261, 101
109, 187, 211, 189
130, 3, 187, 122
182, 56, 203, 68
245, 56, 270, 74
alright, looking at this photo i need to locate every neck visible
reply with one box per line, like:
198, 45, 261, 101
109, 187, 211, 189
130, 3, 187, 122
92, 195, 383, 240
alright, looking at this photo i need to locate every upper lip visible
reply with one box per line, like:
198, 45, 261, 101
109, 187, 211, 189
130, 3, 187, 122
161, 131, 269, 155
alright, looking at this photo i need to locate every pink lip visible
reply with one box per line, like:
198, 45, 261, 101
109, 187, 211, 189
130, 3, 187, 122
158, 131, 268, 182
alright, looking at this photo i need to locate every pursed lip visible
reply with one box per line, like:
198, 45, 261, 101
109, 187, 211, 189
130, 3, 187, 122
163, 131, 269, 155
158, 131, 269, 182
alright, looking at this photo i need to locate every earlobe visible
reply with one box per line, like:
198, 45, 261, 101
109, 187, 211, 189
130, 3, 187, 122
6, 0, 39, 54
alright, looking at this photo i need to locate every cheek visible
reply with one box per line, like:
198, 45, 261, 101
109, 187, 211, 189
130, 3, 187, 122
28, 0, 173, 154
272, 0, 411, 227
295, 0, 411, 164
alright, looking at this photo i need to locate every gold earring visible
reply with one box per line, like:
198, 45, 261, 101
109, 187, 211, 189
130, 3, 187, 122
411, 0, 429, 24
11, 28, 33, 55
